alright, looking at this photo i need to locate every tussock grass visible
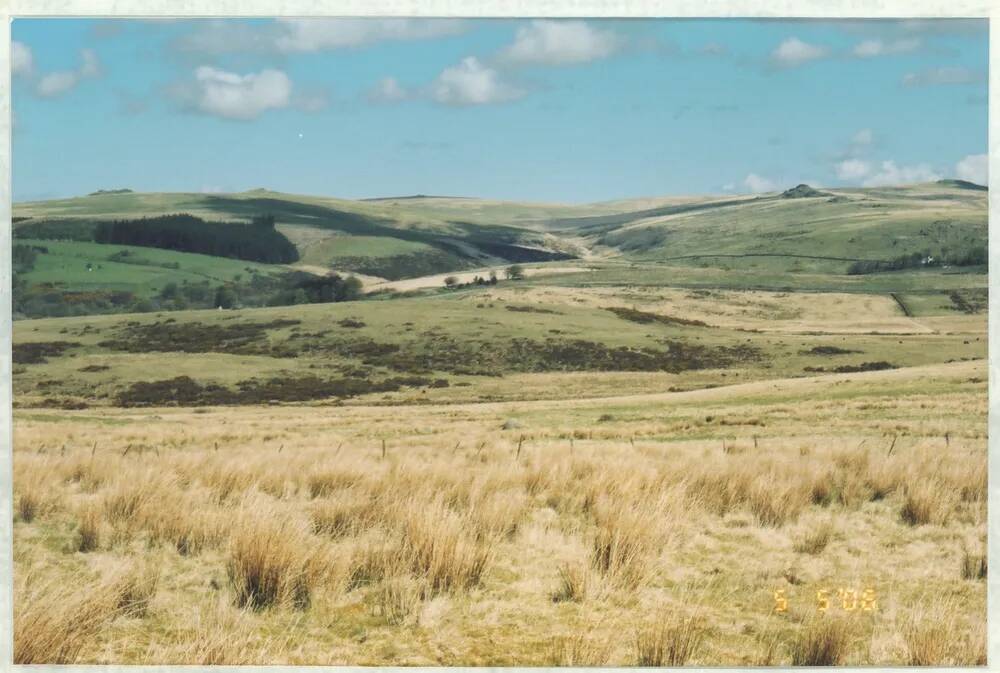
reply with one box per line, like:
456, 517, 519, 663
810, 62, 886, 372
793, 519, 834, 554
961, 544, 987, 580
789, 616, 856, 666
400, 498, 496, 594
634, 611, 707, 666
548, 631, 612, 666
900, 479, 957, 526
226, 503, 315, 610
367, 575, 425, 625
10, 371, 988, 665
902, 603, 975, 665
551, 563, 590, 603
14, 570, 116, 664
109, 562, 160, 618
75, 504, 102, 552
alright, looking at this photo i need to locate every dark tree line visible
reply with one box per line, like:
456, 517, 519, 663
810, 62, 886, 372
847, 246, 987, 275
93, 213, 299, 264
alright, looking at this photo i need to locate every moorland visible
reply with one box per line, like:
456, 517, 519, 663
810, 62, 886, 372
11, 179, 988, 665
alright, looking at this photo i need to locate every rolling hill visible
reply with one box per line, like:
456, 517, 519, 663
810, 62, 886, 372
11, 181, 987, 319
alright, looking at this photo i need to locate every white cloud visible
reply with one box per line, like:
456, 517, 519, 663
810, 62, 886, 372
12, 41, 33, 77
771, 37, 828, 67
902, 67, 983, 87
955, 154, 988, 185
274, 18, 466, 52
498, 20, 622, 66
175, 18, 467, 55
862, 160, 941, 187
851, 37, 920, 58
836, 159, 871, 181
33, 48, 101, 98
191, 66, 292, 120
367, 77, 408, 103
36, 72, 80, 97
429, 57, 525, 106
744, 173, 779, 193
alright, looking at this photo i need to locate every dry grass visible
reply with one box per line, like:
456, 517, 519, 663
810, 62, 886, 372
14, 570, 117, 664
75, 503, 102, 553
547, 631, 613, 666
789, 616, 857, 666
226, 501, 315, 610
634, 611, 707, 666
109, 562, 161, 618
900, 479, 958, 526
551, 563, 590, 603
961, 544, 987, 580
9, 363, 987, 665
792, 519, 834, 555
367, 575, 425, 625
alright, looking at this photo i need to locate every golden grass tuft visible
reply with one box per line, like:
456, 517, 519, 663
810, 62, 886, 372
226, 504, 315, 610
551, 563, 590, 603
902, 604, 973, 665
900, 479, 957, 526
366, 575, 425, 625
634, 611, 707, 666
75, 504, 102, 553
548, 631, 612, 666
789, 615, 856, 666
108, 562, 160, 618
400, 498, 496, 594
14, 570, 116, 664
792, 519, 834, 555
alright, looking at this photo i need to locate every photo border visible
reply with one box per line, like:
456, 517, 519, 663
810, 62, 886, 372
0, 1, 995, 671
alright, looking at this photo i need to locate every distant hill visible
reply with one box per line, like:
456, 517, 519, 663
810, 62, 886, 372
780, 184, 829, 199
11, 180, 986, 319
936, 179, 987, 191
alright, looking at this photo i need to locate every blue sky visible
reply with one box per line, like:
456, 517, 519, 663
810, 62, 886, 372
11, 18, 989, 203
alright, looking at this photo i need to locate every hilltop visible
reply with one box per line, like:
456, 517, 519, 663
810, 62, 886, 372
11, 181, 987, 319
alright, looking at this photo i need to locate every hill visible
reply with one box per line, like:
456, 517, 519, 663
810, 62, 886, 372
12, 181, 987, 319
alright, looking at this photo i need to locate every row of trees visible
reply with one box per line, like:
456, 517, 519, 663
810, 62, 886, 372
847, 246, 987, 275
443, 265, 525, 288
93, 213, 299, 264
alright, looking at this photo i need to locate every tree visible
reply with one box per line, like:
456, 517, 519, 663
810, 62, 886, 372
444, 275, 459, 287
214, 285, 237, 309
489, 270, 498, 284
505, 264, 525, 280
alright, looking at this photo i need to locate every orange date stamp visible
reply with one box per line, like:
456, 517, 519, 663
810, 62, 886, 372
773, 588, 877, 614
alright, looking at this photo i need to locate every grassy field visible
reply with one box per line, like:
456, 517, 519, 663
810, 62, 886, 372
10, 181, 988, 665
16, 239, 285, 299
12, 359, 987, 665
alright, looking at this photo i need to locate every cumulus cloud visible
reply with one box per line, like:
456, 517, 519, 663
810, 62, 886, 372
744, 173, 779, 193
185, 66, 293, 120
174, 18, 466, 56
429, 57, 525, 106
367, 77, 408, 103
12, 41, 33, 77
770, 37, 828, 67
955, 154, 987, 185
851, 37, 920, 58
498, 20, 622, 66
902, 67, 984, 87
34, 48, 101, 98
862, 160, 940, 187
836, 159, 871, 181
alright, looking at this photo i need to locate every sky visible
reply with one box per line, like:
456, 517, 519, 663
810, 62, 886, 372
11, 18, 989, 203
